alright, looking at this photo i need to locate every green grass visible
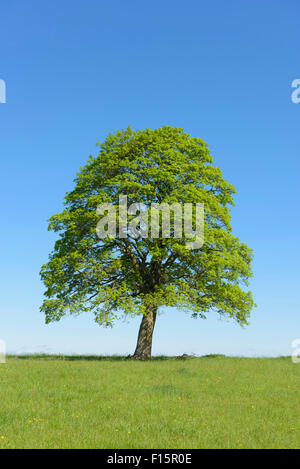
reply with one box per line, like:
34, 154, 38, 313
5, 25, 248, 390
0, 355, 299, 448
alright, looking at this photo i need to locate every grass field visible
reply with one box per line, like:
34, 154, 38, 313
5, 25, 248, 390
0, 355, 299, 449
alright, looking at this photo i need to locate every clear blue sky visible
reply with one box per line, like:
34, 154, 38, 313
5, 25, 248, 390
0, 0, 299, 356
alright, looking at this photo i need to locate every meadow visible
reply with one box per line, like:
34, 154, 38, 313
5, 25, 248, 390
0, 355, 299, 449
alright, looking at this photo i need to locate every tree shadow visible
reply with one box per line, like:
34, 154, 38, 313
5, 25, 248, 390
11, 354, 176, 362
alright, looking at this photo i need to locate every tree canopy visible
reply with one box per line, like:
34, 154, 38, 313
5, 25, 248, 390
40, 126, 254, 359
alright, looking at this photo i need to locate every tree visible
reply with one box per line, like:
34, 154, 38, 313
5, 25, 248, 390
40, 126, 254, 359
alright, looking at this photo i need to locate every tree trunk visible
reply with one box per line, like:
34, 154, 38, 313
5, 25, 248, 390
133, 307, 157, 360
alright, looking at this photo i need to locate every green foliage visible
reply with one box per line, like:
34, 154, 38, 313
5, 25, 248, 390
40, 126, 254, 327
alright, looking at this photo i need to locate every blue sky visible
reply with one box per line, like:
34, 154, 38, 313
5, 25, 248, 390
0, 0, 299, 356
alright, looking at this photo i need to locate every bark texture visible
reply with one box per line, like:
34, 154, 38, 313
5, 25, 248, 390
133, 307, 157, 360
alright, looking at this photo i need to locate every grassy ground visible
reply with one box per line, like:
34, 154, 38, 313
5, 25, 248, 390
0, 355, 299, 449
